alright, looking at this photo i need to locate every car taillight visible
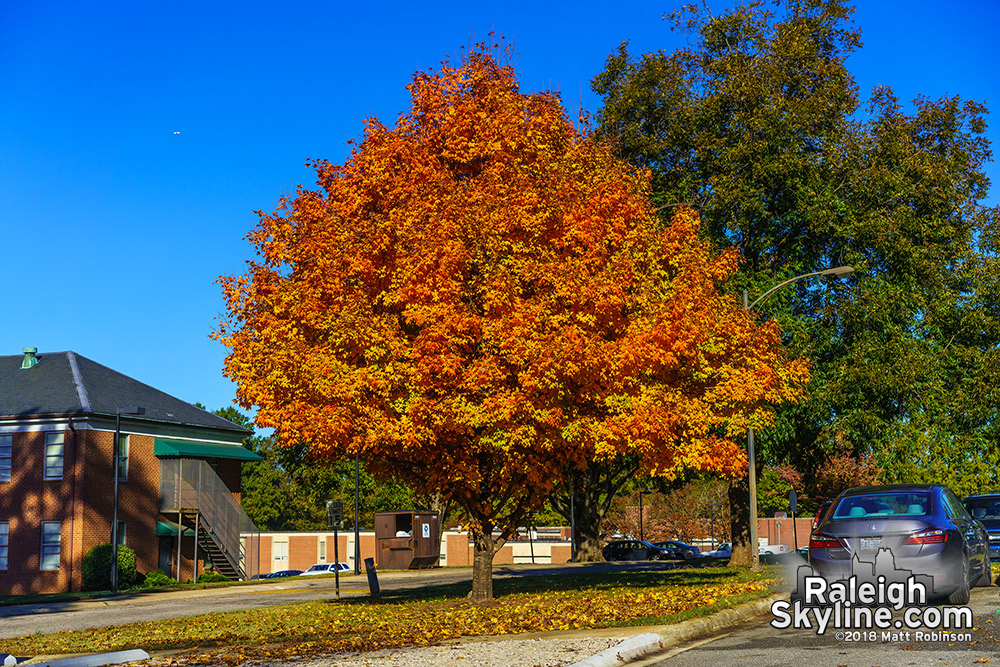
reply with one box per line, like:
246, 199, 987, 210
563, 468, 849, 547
810, 534, 843, 549
905, 529, 947, 545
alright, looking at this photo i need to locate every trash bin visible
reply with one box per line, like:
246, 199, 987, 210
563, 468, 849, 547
374, 511, 440, 569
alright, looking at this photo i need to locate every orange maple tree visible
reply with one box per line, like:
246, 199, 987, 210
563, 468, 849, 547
215, 42, 808, 601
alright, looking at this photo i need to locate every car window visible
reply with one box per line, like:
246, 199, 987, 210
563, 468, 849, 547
963, 497, 1000, 519
943, 489, 971, 521
832, 492, 931, 518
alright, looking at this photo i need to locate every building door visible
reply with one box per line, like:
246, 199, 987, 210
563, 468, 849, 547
158, 536, 173, 574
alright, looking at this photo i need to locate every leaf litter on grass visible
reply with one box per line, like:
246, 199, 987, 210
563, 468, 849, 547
2, 568, 778, 665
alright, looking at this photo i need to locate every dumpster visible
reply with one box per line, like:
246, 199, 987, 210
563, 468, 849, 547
375, 511, 440, 569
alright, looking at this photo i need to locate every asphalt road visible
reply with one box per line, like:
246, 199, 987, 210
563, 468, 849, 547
0, 560, 684, 640
643, 586, 1000, 667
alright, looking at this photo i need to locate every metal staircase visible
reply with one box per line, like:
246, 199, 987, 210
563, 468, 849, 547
159, 458, 260, 580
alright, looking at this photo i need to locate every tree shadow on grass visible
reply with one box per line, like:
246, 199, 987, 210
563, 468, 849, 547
323, 563, 776, 607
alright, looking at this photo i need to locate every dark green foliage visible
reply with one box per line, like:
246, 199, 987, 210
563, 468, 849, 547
81, 544, 141, 591
141, 569, 178, 588
593, 0, 1000, 498
208, 407, 420, 532
241, 438, 419, 531
196, 571, 230, 584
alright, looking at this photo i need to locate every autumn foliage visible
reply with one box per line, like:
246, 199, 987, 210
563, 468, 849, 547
215, 42, 807, 600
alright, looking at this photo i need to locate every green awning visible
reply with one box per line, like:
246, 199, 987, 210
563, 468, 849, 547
153, 438, 263, 461
155, 520, 195, 537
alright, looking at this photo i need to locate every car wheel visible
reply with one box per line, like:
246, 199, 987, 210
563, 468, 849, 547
948, 557, 971, 605
605, 554, 615, 562
650, 552, 663, 561
975, 550, 992, 588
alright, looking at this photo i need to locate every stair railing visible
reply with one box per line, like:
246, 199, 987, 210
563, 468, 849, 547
159, 458, 260, 580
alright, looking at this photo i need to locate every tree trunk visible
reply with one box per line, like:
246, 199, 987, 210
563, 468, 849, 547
550, 458, 640, 562
470, 529, 497, 603
423, 492, 453, 545
727, 473, 753, 568
572, 494, 606, 562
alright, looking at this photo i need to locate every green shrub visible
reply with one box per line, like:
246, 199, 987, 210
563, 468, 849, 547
196, 571, 230, 584
81, 543, 141, 591
142, 569, 178, 588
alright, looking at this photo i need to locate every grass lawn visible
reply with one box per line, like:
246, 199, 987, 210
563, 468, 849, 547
1, 566, 779, 665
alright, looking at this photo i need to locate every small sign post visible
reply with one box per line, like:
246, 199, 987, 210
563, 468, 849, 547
788, 489, 798, 553
327, 499, 344, 599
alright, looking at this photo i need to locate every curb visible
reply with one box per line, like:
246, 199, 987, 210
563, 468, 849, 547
567, 593, 784, 667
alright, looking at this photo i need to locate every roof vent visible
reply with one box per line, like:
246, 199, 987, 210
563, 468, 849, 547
21, 347, 38, 369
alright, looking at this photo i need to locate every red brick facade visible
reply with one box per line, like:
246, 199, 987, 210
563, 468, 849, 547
0, 425, 246, 595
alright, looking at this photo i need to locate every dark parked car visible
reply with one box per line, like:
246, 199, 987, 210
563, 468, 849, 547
812, 499, 833, 531
654, 540, 701, 559
962, 493, 1000, 565
602, 540, 675, 561
810, 484, 990, 604
265, 569, 303, 579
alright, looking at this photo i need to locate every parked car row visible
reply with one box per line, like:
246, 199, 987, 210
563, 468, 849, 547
602, 539, 704, 562
254, 562, 352, 579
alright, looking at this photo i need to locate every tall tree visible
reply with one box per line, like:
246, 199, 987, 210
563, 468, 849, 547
593, 0, 999, 563
216, 42, 806, 601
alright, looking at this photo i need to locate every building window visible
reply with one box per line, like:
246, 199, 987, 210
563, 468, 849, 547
44, 433, 64, 480
41, 521, 61, 570
319, 539, 326, 561
117, 434, 129, 482
0, 434, 11, 482
273, 540, 288, 562
0, 522, 8, 570
116, 521, 126, 546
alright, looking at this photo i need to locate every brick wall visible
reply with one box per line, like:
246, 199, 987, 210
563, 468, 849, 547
446, 534, 470, 567
289, 535, 317, 571
1, 423, 252, 596
0, 429, 76, 595
258, 535, 273, 575
550, 544, 572, 563
758, 517, 812, 550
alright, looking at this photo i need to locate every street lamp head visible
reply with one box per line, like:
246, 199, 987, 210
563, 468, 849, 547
117, 406, 145, 416
819, 266, 853, 279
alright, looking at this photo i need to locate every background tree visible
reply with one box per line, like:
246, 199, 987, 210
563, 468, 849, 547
205, 406, 420, 531
240, 439, 417, 531
593, 0, 999, 564
216, 42, 806, 601
548, 456, 640, 561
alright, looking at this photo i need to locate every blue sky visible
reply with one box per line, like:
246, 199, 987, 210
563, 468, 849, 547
2, 1, 997, 421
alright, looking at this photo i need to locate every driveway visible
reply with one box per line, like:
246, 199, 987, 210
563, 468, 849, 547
642, 586, 1000, 667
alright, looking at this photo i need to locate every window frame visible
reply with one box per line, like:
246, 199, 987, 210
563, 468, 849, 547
117, 434, 129, 482
0, 434, 11, 482
0, 521, 8, 570
40, 521, 61, 571
43, 432, 65, 481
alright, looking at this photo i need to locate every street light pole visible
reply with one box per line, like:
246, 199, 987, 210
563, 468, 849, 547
742, 266, 852, 570
111, 406, 144, 594
710, 503, 722, 551
354, 454, 360, 575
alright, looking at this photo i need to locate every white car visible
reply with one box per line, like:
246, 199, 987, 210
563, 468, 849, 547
299, 562, 351, 576
705, 543, 732, 558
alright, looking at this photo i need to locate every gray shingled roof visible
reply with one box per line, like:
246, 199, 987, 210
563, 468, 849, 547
0, 350, 249, 434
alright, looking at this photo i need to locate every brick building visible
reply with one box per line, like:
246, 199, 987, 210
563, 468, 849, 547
0, 348, 261, 595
